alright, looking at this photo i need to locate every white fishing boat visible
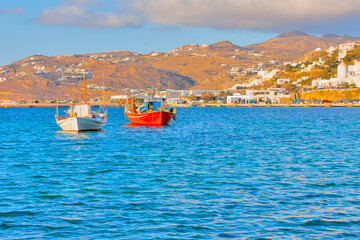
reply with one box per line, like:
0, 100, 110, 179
55, 60, 107, 131
56, 103, 107, 131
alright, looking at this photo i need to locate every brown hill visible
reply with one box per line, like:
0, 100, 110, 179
277, 31, 309, 38
245, 31, 360, 61
169, 40, 243, 58
1, 32, 359, 101
0, 54, 195, 101
208, 40, 242, 52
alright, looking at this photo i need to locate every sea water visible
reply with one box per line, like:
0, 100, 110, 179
0, 107, 360, 239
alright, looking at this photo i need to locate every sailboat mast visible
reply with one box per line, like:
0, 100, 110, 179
83, 59, 87, 103
102, 74, 105, 103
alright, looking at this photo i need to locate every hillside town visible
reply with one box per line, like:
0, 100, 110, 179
103, 40, 360, 105
1, 33, 360, 106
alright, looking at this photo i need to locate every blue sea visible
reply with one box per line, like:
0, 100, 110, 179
1, 107, 360, 239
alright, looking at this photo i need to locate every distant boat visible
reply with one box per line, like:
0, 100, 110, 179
125, 98, 176, 126
55, 60, 107, 131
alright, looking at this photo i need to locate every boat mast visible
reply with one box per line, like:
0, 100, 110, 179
56, 97, 59, 116
82, 58, 87, 103
102, 74, 105, 103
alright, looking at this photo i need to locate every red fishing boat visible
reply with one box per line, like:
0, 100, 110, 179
125, 98, 176, 126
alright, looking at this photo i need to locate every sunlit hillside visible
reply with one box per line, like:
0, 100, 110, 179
0, 32, 359, 101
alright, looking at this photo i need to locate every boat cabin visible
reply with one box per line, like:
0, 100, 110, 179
137, 100, 162, 113
70, 104, 91, 117
145, 100, 161, 111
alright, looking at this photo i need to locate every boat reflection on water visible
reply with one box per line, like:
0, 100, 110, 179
56, 130, 105, 139
124, 123, 165, 128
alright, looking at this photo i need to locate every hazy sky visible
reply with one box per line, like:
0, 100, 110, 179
1, 0, 360, 66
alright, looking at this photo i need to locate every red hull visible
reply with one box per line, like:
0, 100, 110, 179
125, 111, 176, 126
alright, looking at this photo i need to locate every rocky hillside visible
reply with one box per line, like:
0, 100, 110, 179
0, 31, 359, 101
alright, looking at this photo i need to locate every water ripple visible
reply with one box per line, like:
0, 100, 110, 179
1, 107, 360, 239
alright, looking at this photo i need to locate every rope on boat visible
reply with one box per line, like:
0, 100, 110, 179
169, 115, 176, 126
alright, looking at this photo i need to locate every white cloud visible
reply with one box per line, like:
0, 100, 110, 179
0, 7, 24, 15
131, 0, 360, 32
64, 0, 93, 5
36, 0, 360, 32
37, 2, 140, 28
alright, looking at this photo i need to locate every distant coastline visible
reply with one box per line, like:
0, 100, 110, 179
1, 102, 359, 108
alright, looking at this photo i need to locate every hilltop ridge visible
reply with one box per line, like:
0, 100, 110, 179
244, 31, 360, 60
277, 31, 309, 38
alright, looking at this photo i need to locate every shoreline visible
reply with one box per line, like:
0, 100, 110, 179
1, 103, 359, 108
0, 103, 120, 108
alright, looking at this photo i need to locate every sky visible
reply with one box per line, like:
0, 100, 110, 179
1, 0, 360, 66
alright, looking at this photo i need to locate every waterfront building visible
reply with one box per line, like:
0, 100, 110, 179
227, 88, 290, 104
111, 90, 222, 103
111, 95, 130, 102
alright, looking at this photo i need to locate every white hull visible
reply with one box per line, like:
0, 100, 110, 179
57, 117, 105, 131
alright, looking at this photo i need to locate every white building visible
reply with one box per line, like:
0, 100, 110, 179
327, 46, 336, 54
277, 79, 290, 85
311, 78, 345, 88
339, 42, 355, 51
229, 67, 242, 75
251, 79, 262, 86
312, 61, 360, 88
227, 88, 290, 104
337, 42, 355, 61
338, 61, 348, 79
231, 69, 280, 90
111, 95, 131, 102
257, 69, 279, 80
231, 78, 263, 89
348, 61, 360, 76
171, 90, 221, 97
338, 50, 347, 61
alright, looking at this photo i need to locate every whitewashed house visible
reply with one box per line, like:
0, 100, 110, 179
312, 61, 360, 88
277, 79, 290, 85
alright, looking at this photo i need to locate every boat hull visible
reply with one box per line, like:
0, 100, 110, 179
57, 117, 105, 131
125, 111, 175, 126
